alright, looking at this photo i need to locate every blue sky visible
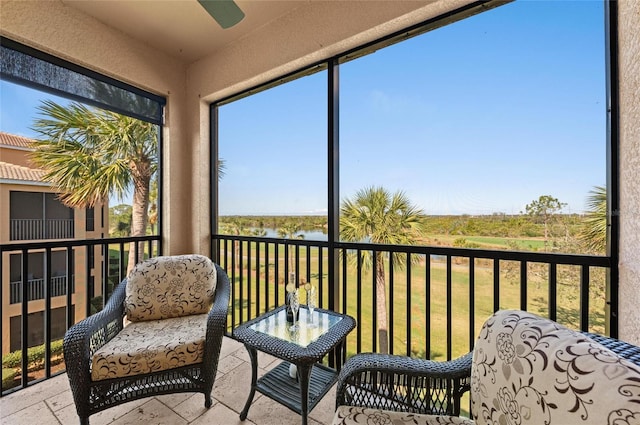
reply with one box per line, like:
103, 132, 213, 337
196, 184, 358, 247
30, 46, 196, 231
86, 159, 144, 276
2, 0, 606, 216
219, 0, 605, 216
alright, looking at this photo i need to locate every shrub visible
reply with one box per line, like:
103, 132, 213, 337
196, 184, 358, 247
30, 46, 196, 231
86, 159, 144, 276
2, 368, 18, 388
453, 237, 480, 249
2, 339, 64, 370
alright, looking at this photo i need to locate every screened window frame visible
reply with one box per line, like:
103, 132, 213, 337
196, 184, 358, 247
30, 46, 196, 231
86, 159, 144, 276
0, 37, 165, 125
0, 36, 166, 241
210, 0, 619, 331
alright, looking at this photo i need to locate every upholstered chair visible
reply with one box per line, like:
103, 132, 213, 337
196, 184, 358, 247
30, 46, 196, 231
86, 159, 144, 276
64, 254, 230, 425
334, 309, 640, 425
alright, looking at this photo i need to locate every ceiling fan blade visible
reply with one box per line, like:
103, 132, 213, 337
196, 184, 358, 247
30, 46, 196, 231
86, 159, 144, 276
198, 0, 245, 29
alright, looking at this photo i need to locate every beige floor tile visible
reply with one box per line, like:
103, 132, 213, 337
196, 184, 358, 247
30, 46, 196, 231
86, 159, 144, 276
1, 374, 69, 418
2, 401, 60, 425
217, 352, 244, 374
45, 388, 75, 412
109, 399, 187, 425
246, 395, 324, 425
190, 402, 256, 425
212, 361, 262, 413
53, 402, 83, 425
55, 397, 149, 425
308, 384, 337, 425
219, 337, 245, 359
156, 392, 197, 409
1, 351, 333, 425
232, 347, 280, 369
171, 392, 212, 422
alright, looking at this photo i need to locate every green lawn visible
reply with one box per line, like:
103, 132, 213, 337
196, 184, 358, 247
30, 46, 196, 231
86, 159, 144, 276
430, 234, 546, 250
223, 242, 607, 362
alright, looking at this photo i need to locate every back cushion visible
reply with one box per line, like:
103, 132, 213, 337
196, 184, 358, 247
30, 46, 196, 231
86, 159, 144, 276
125, 254, 217, 322
471, 310, 640, 424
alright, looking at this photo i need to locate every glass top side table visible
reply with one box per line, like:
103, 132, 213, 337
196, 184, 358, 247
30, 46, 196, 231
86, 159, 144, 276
233, 305, 356, 425
249, 307, 343, 348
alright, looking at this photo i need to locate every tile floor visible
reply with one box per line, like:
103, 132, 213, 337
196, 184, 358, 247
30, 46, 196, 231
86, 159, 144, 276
0, 337, 336, 425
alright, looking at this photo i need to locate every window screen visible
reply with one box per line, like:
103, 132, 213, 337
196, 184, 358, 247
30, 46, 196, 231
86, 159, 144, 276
0, 37, 165, 125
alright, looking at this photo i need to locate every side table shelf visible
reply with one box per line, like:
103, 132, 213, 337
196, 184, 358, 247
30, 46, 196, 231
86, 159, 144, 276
233, 306, 356, 425
257, 361, 337, 414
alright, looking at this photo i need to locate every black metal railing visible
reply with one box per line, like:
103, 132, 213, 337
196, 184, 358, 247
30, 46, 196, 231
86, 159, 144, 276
0, 233, 612, 396
0, 235, 161, 396
10, 219, 75, 240
213, 234, 611, 363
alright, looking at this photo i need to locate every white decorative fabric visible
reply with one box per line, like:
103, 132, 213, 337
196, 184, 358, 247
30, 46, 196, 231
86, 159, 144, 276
333, 310, 640, 425
332, 406, 474, 425
125, 254, 217, 322
471, 310, 640, 425
91, 313, 207, 381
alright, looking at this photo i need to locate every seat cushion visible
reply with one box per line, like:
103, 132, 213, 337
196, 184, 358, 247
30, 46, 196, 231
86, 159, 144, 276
332, 406, 475, 425
91, 313, 207, 381
125, 254, 217, 322
471, 310, 640, 424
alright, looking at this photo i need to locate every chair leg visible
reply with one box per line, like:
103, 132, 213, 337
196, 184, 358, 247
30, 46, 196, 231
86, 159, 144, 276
205, 393, 212, 408
79, 416, 89, 425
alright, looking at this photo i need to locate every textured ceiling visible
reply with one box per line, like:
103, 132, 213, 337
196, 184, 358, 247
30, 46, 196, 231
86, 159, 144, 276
61, 0, 308, 63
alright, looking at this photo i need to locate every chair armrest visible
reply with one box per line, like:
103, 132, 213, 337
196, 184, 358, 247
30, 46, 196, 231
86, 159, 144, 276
204, 264, 231, 365
581, 331, 640, 366
336, 352, 472, 416
63, 280, 127, 391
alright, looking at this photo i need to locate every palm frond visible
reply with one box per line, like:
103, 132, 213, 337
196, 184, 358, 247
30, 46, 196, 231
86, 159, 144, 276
578, 185, 607, 253
30, 100, 155, 208
340, 186, 425, 271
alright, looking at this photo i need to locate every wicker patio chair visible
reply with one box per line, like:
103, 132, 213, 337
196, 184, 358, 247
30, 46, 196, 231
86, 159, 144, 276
335, 350, 473, 416
334, 310, 640, 425
63, 254, 230, 425
335, 321, 640, 418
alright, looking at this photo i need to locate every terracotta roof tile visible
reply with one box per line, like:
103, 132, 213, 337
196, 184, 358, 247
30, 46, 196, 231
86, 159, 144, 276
0, 132, 36, 149
0, 161, 45, 183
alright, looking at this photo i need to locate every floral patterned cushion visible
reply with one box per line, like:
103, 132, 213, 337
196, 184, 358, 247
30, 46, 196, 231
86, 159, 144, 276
471, 310, 640, 424
91, 313, 207, 381
332, 406, 475, 425
125, 254, 217, 322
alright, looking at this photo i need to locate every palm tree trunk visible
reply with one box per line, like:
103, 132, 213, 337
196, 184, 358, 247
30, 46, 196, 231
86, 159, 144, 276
127, 164, 150, 274
376, 253, 389, 354
234, 228, 240, 270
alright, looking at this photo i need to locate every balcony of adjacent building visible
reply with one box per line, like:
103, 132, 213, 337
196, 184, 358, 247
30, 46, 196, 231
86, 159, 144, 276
9, 192, 75, 241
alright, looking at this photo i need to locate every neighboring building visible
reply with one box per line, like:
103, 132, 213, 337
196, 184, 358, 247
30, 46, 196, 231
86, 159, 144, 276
0, 131, 108, 354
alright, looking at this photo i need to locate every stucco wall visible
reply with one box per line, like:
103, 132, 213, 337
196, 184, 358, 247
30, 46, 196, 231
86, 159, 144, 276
617, 0, 640, 345
0, 147, 31, 167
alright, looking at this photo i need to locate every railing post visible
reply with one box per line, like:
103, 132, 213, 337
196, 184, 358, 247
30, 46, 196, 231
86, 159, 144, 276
20, 248, 29, 388
44, 248, 52, 379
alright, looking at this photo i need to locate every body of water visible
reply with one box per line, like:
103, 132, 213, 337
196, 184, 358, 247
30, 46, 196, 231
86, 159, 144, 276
257, 228, 328, 241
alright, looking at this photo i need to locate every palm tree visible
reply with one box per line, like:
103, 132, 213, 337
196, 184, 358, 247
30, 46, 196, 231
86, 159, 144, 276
220, 217, 249, 269
278, 221, 305, 277
31, 100, 157, 272
148, 179, 158, 235
340, 186, 425, 353
580, 185, 607, 253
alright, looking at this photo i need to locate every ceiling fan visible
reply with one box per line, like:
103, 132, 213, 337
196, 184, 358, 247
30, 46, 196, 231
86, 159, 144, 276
197, 0, 245, 29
